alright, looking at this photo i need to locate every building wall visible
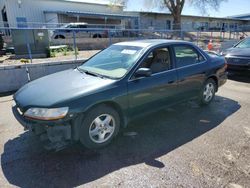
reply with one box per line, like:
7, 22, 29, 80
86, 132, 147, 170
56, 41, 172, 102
1, 0, 126, 27
140, 13, 173, 30
45, 13, 59, 26
57, 14, 122, 25
181, 16, 244, 31
139, 13, 245, 31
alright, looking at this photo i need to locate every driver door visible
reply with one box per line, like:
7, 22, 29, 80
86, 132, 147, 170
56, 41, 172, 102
127, 46, 178, 119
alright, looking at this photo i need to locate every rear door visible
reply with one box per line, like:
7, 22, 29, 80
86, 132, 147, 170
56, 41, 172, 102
173, 44, 208, 99
127, 46, 178, 119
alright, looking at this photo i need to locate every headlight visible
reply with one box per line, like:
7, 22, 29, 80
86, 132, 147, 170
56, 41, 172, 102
24, 107, 69, 120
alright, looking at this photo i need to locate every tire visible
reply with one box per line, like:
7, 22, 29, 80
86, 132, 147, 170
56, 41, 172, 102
79, 105, 120, 149
199, 78, 216, 105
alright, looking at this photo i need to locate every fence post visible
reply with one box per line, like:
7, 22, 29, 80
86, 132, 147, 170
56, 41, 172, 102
181, 30, 184, 40
25, 29, 32, 82
73, 30, 77, 61
108, 30, 112, 46
25, 29, 32, 64
196, 31, 199, 46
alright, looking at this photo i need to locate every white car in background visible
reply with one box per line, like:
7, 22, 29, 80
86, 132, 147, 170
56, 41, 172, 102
52, 22, 108, 39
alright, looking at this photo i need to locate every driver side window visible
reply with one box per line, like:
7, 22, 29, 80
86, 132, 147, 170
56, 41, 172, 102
139, 47, 172, 74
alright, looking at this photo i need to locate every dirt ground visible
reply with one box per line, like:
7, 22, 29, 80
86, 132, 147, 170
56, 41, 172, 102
0, 74, 249, 188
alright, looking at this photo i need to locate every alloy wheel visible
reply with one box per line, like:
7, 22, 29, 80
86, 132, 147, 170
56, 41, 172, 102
88, 114, 115, 144
203, 82, 215, 102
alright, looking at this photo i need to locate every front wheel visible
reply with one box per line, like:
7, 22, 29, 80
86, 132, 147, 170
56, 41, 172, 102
79, 105, 120, 149
199, 79, 216, 105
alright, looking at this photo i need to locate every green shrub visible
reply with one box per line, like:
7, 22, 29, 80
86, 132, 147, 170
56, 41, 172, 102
51, 51, 56, 57
63, 47, 68, 56
20, 59, 29, 63
49, 49, 56, 58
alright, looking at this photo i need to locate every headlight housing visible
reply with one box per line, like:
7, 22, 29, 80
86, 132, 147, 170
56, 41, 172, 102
24, 107, 69, 120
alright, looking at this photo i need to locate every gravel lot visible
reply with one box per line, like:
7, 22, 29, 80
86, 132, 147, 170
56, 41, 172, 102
0, 75, 249, 188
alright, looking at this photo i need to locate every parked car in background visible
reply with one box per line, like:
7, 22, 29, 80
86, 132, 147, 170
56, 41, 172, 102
221, 37, 250, 73
52, 22, 108, 39
12, 39, 227, 150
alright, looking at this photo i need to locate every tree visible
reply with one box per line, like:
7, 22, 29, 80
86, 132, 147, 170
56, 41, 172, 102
111, 0, 226, 30
163, 0, 185, 30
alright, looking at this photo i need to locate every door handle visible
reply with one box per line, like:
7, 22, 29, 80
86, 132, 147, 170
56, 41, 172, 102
168, 80, 175, 84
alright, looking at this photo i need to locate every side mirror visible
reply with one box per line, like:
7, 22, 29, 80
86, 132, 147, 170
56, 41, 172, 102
134, 68, 152, 78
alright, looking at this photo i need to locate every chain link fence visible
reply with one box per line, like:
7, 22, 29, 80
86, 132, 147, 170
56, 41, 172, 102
0, 22, 249, 66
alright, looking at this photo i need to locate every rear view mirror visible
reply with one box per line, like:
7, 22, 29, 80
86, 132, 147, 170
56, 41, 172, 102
134, 68, 152, 78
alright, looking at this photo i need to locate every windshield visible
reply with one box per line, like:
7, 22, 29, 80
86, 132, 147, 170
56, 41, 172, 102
78, 45, 144, 79
235, 38, 250, 48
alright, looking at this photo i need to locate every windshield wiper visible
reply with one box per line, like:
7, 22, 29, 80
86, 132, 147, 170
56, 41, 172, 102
76, 67, 105, 78
76, 67, 118, 80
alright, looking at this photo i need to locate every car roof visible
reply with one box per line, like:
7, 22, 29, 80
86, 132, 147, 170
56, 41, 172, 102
114, 39, 194, 48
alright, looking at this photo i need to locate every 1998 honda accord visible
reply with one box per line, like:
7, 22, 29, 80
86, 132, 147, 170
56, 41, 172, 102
12, 40, 227, 150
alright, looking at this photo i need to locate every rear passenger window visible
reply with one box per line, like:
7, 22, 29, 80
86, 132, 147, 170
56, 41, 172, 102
174, 45, 205, 68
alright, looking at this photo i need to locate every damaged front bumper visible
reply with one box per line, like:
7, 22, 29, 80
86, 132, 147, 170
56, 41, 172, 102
12, 105, 74, 151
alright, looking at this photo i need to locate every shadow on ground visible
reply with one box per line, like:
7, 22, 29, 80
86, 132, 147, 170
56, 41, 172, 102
1, 96, 240, 187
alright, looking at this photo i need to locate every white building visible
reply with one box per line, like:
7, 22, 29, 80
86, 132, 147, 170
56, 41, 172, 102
131, 11, 250, 31
0, 0, 139, 29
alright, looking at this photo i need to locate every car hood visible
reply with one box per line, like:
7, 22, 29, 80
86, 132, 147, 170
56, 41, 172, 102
14, 69, 115, 109
224, 47, 250, 57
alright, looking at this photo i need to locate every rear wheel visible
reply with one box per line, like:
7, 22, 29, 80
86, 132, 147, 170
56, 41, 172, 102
199, 79, 216, 105
79, 105, 120, 149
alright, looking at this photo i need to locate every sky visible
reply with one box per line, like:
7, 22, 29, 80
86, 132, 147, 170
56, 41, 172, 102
181, 0, 250, 17
73, 0, 250, 18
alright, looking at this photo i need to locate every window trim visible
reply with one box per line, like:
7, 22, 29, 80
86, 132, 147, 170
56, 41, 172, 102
128, 43, 208, 82
175, 60, 206, 70
172, 44, 207, 69
129, 45, 174, 81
